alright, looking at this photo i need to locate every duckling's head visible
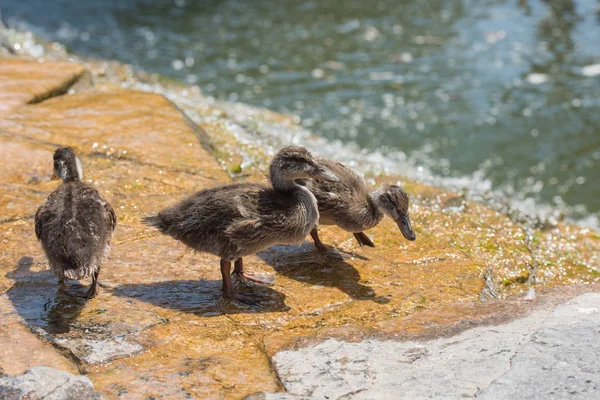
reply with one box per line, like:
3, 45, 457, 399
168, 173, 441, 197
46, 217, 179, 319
371, 184, 416, 241
270, 146, 339, 184
51, 147, 83, 183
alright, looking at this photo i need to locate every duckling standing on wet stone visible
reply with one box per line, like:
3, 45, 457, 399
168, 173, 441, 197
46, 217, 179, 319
143, 146, 339, 303
297, 158, 416, 252
35, 147, 117, 299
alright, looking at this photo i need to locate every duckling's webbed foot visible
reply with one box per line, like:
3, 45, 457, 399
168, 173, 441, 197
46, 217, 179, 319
82, 270, 99, 300
310, 228, 329, 252
221, 259, 262, 305
353, 232, 375, 247
232, 258, 274, 286
225, 291, 262, 305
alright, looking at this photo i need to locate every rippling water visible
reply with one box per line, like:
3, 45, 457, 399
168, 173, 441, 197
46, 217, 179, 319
2, 0, 599, 225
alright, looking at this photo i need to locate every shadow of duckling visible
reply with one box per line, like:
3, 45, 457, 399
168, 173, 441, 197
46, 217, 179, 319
258, 243, 389, 304
6, 257, 88, 334
112, 277, 289, 316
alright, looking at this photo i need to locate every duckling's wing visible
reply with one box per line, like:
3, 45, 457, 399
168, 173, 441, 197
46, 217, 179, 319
328, 160, 367, 193
34, 190, 60, 241
103, 199, 117, 232
226, 219, 262, 242
224, 189, 266, 246
224, 186, 296, 250
34, 205, 44, 240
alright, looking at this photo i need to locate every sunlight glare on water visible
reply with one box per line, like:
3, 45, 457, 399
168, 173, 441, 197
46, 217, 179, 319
2, 0, 599, 226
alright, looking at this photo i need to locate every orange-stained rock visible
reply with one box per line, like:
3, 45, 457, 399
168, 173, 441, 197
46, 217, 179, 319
0, 310, 79, 376
0, 89, 228, 180
0, 59, 85, 114
0, 58, 598, 399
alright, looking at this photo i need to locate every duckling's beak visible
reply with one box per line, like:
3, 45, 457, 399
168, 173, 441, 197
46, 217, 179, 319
50, 173, 59, 181
312, 166, 339, 182
397, 214, 416, 241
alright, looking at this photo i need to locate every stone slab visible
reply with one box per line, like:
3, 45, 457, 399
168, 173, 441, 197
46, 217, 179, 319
259, 293, 600, 399
0, 59, 85, 113
0, 366, 101, 400
479, 293, 600, 399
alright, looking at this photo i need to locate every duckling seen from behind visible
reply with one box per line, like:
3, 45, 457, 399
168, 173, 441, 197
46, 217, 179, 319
143, 146, 339, 303
298, 158, 416, 252
35, 147, 117, 299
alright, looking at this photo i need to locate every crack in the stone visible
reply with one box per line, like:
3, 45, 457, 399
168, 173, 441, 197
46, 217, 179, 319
85, 150, 222, 179
0, 128, 64, 149
37, 374, 71, 398
473, 312, 552, 397
0, 128, 222, 181
337, 387, 368, 399
0, 213, 35, 225
259, 338, 287, 393
26, 70, 87, 105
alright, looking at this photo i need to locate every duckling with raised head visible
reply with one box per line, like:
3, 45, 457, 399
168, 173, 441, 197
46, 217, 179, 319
35, 147, 117, 299
298, 158, 416, 252
143, 146, 339, 303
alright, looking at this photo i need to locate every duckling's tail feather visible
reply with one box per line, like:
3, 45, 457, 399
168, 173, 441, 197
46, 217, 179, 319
142, 214, 161, 229
143, 213, 179, 236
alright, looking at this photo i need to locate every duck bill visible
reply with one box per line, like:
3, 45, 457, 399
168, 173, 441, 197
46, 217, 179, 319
396, 214, 416, 241
50, 173, 60, 181
312, 167, 339, 182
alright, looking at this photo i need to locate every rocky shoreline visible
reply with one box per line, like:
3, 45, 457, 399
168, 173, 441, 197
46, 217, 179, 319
0, 28, 599, 399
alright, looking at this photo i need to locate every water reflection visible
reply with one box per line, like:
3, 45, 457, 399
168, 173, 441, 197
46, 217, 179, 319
113, 277, 289, 315
6, 256, 87, 334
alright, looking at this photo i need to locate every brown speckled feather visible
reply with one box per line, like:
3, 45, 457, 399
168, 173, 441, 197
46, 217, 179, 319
144, 182, 318, 260
35, 181, 116, 280
299, 158, 383, 233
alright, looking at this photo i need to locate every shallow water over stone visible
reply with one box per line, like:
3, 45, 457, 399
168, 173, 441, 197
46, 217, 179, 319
0, 58, 598, 398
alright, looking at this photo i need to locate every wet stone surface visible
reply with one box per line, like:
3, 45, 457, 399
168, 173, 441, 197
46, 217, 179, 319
5, 258, 166, 365
0, 59, 85, 114
0, 58, 598, 398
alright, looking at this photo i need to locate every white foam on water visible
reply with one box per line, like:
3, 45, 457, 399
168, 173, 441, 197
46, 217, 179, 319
581, 63, 600, 77
526, 73, 548, 85
210, 101, 599, 232
6, 22, 597, 232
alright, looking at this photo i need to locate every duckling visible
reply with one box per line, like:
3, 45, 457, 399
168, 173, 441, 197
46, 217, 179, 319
143, 146, 339, 303
35, 147, 117, 299
298, 158, 416, 252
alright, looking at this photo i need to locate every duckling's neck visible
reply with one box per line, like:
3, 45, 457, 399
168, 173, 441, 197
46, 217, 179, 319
366, 189, 387, 224
60, 172, 81, 183
270, 172, 299, 192
271, 173, 320, 234
62, 177, 80, 183
57, 158, 83, 183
